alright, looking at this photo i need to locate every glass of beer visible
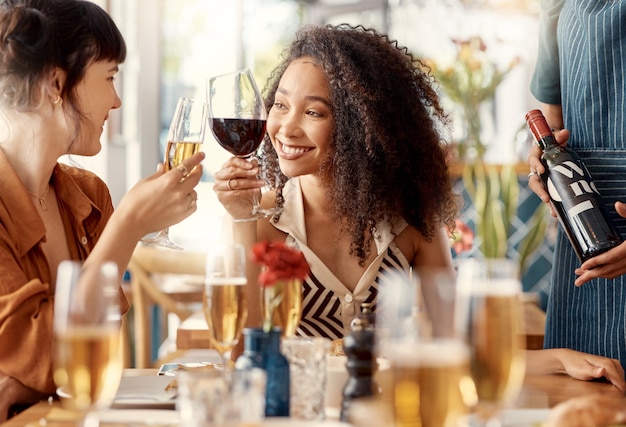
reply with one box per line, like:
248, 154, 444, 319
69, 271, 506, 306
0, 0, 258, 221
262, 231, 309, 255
456, 258, 526, 426
377, 268, 475, 427
204, 243, 249, 368
53, 261, 123, 418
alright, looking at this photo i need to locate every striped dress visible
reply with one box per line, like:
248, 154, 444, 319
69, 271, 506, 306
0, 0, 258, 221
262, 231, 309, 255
531, 0, 626, 367
271, 177, 411, 340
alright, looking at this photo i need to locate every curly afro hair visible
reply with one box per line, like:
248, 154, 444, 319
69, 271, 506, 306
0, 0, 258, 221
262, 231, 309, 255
260, 23, 460, 264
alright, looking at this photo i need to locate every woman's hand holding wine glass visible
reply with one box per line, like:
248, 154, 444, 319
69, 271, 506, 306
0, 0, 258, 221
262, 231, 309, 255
213, 156, 266, 221
208, 69, 282, 222
117, 148, 203, 240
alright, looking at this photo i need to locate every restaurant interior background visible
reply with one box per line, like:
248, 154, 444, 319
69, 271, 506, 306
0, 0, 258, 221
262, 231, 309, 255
86, 0, 551, 313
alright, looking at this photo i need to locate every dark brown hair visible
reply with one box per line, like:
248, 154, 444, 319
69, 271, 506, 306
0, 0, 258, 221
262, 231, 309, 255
261, 23, 459, 263
0, 0, 125, 116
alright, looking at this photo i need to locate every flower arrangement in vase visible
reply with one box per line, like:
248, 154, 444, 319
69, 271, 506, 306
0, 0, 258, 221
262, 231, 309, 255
251, 240, 310, 336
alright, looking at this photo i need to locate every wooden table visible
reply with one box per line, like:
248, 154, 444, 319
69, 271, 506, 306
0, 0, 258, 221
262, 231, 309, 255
5, 368, 625, 427
3, 369, 157, 427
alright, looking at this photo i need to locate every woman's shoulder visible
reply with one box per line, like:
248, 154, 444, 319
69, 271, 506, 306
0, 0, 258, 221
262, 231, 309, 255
394, 223, 452, 266
393, 224, 423, 256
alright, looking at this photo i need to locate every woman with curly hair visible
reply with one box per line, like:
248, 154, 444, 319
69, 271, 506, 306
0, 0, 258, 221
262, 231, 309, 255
214, 23, 458, 339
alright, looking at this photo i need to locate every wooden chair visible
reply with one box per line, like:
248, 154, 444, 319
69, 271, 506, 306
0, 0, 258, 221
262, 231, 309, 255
126, 244, 206, 368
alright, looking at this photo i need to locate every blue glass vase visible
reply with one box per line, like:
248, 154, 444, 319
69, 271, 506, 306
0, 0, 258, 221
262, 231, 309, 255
235, 327, 290, 417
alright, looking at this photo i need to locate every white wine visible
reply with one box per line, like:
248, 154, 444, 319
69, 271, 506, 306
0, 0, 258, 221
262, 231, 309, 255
203, 278, 248, 354
165, 141, 202, 171
467, 285, 526, 411
53, 326, 122, 412
390, 340, 473, 427
261, 278, 302, 337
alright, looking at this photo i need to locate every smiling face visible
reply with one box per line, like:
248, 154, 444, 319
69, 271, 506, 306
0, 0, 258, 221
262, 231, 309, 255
69, 60, 122, 156
266, 57, 334, 178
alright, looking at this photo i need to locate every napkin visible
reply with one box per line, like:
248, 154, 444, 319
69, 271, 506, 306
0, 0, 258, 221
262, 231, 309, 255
111, 375, 177, 409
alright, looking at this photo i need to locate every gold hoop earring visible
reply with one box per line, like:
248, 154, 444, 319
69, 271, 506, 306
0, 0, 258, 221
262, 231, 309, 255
52, 95, 62, 105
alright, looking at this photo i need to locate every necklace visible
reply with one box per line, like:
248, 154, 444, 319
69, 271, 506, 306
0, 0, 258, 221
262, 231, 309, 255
28, 185, 50, 211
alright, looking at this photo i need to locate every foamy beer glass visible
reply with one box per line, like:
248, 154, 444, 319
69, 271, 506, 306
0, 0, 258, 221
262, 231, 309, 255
456, 258, 526, 427
53, 261, 124, 416
378, 269, 475, 427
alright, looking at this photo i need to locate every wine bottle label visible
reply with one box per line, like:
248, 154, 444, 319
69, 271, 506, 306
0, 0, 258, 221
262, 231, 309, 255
546, 160, 600, 212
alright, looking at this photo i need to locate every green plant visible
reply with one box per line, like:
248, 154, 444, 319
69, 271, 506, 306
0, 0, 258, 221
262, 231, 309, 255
426, 36, 547, 273
462, 161, 549, 273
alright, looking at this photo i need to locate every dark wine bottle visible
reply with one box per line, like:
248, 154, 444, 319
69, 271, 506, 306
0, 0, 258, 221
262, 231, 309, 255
525, 109, 622, 262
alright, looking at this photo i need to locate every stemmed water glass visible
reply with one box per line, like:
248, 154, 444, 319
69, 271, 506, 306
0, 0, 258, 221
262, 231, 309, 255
207, 69, 281, 221
203, 243, 249, 368
142, 96, 207, 250
53, 260, 123, 423
456, 258, 527, 427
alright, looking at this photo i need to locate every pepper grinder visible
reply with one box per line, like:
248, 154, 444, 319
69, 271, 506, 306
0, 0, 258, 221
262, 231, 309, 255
340, 303, 379, 422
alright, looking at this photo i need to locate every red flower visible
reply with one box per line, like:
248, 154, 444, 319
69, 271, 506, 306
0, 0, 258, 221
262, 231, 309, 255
251, 241, 310, 287
449, 219, 474, 255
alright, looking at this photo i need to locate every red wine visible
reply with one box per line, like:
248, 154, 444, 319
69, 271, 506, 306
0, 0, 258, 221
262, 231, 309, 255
211, 118, 266, 157
525, 109, 622, 262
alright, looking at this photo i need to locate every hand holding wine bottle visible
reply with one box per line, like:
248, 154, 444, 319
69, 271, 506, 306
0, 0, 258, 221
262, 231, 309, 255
526, 109, 622, 263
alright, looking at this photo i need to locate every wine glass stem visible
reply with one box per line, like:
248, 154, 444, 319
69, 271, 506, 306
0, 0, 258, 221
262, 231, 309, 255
246, 156, 263, 212
221, 349, 233, 370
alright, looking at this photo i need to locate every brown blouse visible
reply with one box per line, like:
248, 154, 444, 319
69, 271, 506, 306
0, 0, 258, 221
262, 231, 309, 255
0, 149, 129, 394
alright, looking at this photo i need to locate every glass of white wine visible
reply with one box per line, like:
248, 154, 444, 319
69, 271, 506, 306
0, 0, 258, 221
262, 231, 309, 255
456, 258, 527, 427
204, 243, 249, 368
142, 96, 207, 250
53, 260, 123, 422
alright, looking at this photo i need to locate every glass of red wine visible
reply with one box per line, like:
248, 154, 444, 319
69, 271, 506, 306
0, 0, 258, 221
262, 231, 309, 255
207, 69, 282, 222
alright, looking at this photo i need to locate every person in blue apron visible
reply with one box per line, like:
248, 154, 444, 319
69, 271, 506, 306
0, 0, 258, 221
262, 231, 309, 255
528, 0, 626, 378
